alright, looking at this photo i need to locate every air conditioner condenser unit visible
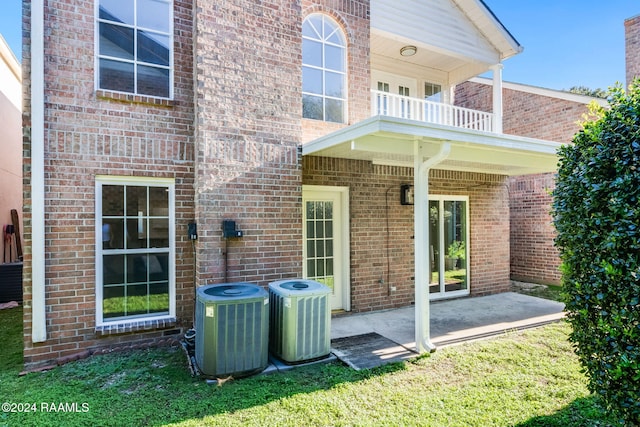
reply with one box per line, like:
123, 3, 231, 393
269, 279, 331, 364
195, 283, 269, 378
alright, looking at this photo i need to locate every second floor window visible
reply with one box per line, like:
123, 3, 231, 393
302, 14, 346, 123
97, 0, 173, 98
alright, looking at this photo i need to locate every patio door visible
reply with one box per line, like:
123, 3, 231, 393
428, 196, 469, 299
303, 186, 350, 311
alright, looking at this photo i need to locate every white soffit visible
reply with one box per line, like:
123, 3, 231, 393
302, 116, 561, 176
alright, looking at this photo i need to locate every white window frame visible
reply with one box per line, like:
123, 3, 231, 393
302, 13, 347, 123
429, 194, 470, 300
95, 176, 176, 327
95, 0, 175, 99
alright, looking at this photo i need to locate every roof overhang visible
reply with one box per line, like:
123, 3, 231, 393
302, 116, 562, 176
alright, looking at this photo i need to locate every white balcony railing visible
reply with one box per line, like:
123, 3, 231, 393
371, 90, 495, 133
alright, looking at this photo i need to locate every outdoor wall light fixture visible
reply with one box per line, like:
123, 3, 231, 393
400, 45, 417, 57
400, 184, 414, 205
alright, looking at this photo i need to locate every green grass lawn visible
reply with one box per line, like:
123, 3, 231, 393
0, 306, 617, 427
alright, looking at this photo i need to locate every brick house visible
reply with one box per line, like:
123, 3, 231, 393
455, 78, 607, 285
455, 13, 640, 287
22, 0, 563, 368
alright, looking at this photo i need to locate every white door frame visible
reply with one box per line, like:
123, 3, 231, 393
302, 185, 350, 312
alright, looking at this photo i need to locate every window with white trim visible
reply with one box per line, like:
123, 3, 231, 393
96, 0, 173, 98
302, 14, 346, 123
96, 177, 175, 326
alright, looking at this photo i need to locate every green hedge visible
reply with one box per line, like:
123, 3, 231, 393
553, 82, 640, 425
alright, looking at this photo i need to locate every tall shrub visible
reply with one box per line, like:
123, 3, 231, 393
553, 82, 640, 425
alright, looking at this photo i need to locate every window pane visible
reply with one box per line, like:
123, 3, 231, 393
306, 220, 315, 238
126, 186, 147, 216
149, 254, 169, 281
103, 219, 125, 250
302, 39, 322, 67
149, 219, 169, 247
327, 30, 344, 46
429, 201, 440, 291
307, 259, 316, 277
137, 0, 170, 32
127, 218, 148, 249
128, 255, 148, 284
302, 67, 322, 94
149, 282, 170, 314
99, 59, 134, 93
99, 0, 134, 25
305, 15, 323, 40
325, 99, 344, 123
138, 31, 170, 66
326, 258, 333, 275
324, 45, 344, 71
325, 71, 344, 98
317, 259, 325, 276
149, 187, 169, 216
307, 239, 315, 257
103, 285, 125, 318
103, 255, 125, 285
306, 201, 315, 220
126, 284, 149, 316
137, 65, 170, 98
303, 94, 323, 120
99, 23, 134, 60
102, 185, 124, 216
323, 19, 337, 41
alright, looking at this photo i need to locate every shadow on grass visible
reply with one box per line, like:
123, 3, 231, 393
515, 396, 620, 427
0, 306, 407, 427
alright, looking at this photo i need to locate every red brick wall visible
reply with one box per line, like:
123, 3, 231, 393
455, 80, 592, 285
22, 0, 195, 368
192, 1, 304, 288
626, 15, 640, 86
303, 157, 510, 312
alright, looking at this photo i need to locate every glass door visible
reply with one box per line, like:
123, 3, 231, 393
303, 187, 349, 310
428, 196, 469, 298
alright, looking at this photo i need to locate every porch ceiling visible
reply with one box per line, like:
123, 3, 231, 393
302, 116, 562, 176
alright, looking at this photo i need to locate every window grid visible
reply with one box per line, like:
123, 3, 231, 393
302, 14, 346, 123
305, 201, 335, 291
96, 0, 173, 99
97, 179, 174, 325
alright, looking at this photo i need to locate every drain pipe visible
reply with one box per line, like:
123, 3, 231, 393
414, 141, 450, 353
30, 0, 46, 343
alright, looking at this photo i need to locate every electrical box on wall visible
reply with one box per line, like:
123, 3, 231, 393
400, 184, 414, 205
223, 220, 243, 238
188, 222, 198, 240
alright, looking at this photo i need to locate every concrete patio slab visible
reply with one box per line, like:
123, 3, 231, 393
331, 292, 565, 351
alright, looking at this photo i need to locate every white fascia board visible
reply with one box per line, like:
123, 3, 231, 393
303, 116, 562, 158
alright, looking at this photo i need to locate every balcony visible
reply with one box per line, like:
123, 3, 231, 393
371, 90, 495, 133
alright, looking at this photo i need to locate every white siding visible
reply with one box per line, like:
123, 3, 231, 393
371, 0, 500, 64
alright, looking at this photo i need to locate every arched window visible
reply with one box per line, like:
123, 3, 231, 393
302, 14, 346, 123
